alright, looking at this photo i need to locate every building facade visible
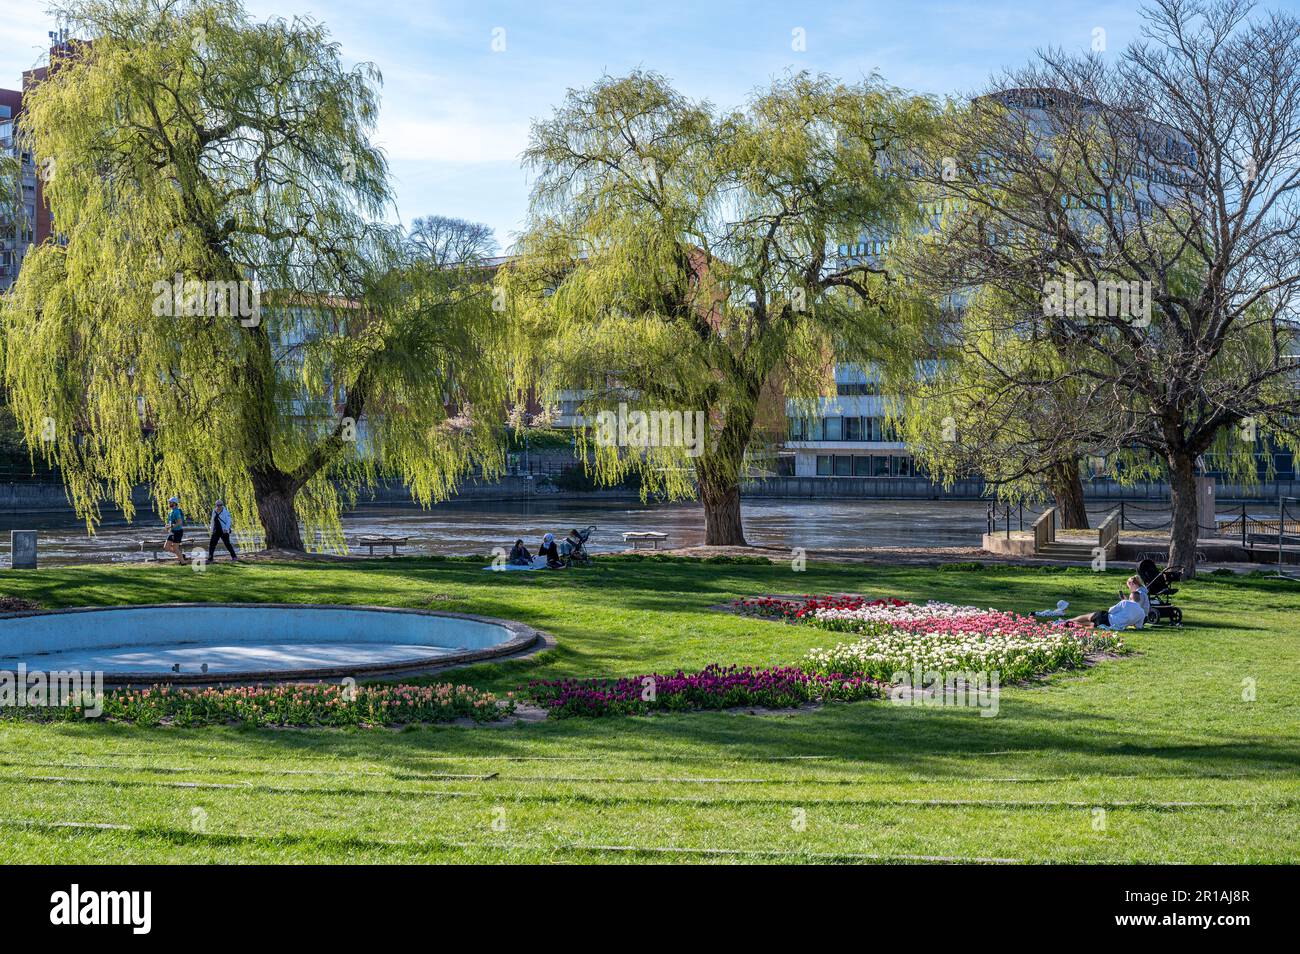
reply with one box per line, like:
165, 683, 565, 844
0, 87, 36, 292
784, 365, 912, 478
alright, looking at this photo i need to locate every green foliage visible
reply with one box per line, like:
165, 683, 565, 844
0, 0, 507, 548
502, 427, 572, 452
503, 71, 939, 536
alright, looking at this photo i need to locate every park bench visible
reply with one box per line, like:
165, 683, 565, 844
139, 540, 186, 560
623, 531, 669, 550
355, 535, 410, 556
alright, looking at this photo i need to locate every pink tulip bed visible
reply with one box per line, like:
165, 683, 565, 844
91, 682, 516, 727
734, 595, 1126, 684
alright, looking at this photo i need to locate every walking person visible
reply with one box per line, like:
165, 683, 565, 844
162, 496, 186, 565
207, 500, 239, 563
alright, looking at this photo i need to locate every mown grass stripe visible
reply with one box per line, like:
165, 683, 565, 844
1, 773, 1281, 811
0, 759, 1280, 787
0, 817, 1024, 864
0, 758, 495, 781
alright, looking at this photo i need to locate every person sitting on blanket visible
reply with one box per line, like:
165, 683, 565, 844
538, 532, 563, 569
1066, 576, 1150, 630
508, 539, 532, 566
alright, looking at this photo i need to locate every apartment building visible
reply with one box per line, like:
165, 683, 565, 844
795, 87, 1291, 484
0, 87, 36, 291
0, 32, 72, 291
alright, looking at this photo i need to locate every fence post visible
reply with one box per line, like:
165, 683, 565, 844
1242, 502, 1248, 549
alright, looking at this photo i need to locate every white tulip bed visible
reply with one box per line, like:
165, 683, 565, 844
800, 601, 1126, 683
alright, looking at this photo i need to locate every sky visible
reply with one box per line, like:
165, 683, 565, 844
4, 0, 1282, 251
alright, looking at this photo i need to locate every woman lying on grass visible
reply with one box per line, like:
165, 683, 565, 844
1064, 576, 1150, 630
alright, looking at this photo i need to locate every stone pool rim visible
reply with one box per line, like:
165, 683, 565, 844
0, 603, 547, 685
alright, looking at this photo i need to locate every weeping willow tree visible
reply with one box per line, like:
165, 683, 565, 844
504, 71, 937, 545
900, 284, 1107, 530
1, 0, 507, 551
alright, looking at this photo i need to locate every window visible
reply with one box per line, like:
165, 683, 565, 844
836, 382, 879, 396
893, 456, 913, 477
815, 455, 833, 476
822, 416, 842, 440
872, 456, 889, 477
843, 416, 863, 441
833, 455, 852, 477
853, 456, 872, 476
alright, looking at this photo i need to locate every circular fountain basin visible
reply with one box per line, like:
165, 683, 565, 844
0, 604, 542, 683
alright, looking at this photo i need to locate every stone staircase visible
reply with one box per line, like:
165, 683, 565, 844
1035, 540, 1102, 560
1032, 506, 1121, 563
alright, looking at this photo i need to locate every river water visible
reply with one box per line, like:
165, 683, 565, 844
0, 497, 1029, 566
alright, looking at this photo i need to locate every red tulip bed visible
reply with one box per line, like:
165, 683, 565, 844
731, 595, 910, 622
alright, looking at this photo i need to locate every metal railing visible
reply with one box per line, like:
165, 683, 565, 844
986, 500, 1039, 537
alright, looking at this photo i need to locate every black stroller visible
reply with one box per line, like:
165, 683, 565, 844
1137, 558, 1184, 625
561, 526, 596, 568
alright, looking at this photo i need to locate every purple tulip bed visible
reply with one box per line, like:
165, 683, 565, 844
526, 664, 884, 718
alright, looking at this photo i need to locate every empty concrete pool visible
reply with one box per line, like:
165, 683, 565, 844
0, 604, 542, 683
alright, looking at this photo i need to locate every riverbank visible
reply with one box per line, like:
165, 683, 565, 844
7, 495, 1297, 570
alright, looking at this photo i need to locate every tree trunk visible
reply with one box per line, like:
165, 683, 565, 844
1046, 459, 1089, 530
251, 470, 304, 551
693, 393, 757, 548
1167, 451, 1200, 579
701, 481, 746, 546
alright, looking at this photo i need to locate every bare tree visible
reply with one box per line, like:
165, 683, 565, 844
407, 216, 497, 268
904, 0, 1300, 576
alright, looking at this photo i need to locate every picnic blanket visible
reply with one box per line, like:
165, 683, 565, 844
484, 558, 544, 572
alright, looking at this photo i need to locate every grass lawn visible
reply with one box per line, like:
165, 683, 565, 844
0, 556, 1296, 863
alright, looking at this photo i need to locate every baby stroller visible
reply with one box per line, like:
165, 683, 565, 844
1137, 557, 1184, 625
561, 526, 596, 568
